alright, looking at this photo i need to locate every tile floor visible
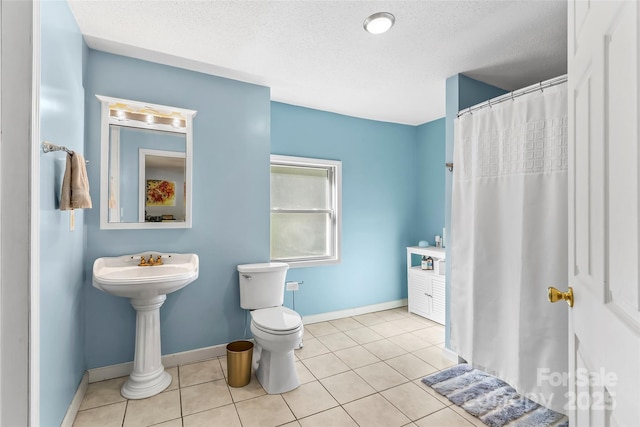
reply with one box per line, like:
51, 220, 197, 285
73, 307, 484, 427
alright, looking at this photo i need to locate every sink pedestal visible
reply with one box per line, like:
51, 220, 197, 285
122, 295, 172, 399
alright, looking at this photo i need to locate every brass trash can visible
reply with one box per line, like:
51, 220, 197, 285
226, 340, 253, 387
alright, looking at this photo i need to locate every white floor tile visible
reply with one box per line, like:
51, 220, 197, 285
301, 352, 350, 379
364, 338, 409, 360
73, 402, 126, 427
182, 404, 241, 427
73, 307, 473, 427
413, 345, 456, 370
179, 358, 224, 387
329, 317, 365, 332
295, 360, 317, 384
388, 333, 431, 352
282, 381, 339, 419
180, 379, 233, 415
369, 321, 406, 338
304, 321, 340, 337
385, 353, 438, 380
320, 370, 376, 404
354, 361, 408, 391
351, 312, 386, 326
228, 373, 266, 402
414, 407, 475, 426
78, 377, 127, 411
294, 337, 331, 360
235, 394, 295, 427
380, 382, 446, 421
343, 393, 411, 427
316, 331, 359, 351
343, 327, 384, 344
298, 406, 358, 427
334, 345, 380, 369
122, 390, 181, 427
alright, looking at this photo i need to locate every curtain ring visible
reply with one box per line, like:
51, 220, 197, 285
511, 91, 515, 101
488, 99, 492, 109
539, 81, 544, 92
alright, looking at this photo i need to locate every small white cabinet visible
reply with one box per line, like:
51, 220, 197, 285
406, 246, 446, 325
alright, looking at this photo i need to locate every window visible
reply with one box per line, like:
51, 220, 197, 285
270, 155, 342, 267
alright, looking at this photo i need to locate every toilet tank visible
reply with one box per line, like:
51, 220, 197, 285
237, 262, 289, 309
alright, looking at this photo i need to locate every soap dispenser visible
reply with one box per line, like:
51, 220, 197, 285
426, 256, 434, 270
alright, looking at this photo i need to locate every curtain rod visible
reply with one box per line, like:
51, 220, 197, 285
457, 74, 567, 118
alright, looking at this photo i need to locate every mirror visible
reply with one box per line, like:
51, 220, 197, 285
97, 95, 197, 229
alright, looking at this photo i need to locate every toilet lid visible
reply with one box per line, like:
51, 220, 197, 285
251, 307, 302, 333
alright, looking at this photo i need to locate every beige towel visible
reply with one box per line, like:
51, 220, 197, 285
60, 153, 92, 210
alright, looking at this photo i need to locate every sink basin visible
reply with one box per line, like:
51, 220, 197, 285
92, 251, 199, 400
93, 252, 199, 298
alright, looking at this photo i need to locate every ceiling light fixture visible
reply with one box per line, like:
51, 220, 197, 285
363, 12, 395, 35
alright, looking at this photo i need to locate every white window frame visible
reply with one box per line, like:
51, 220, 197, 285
270, 154, 342, 267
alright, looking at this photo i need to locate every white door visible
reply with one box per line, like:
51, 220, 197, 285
566, 1, 640, 425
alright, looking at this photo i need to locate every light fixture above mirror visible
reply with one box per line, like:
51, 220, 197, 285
105, 99, 189, 131
96, 95, 197, 230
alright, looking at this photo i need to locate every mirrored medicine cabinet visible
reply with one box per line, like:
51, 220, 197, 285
97, 95, 197, 229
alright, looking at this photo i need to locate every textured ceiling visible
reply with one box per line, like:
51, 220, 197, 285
68, 0, 568, 125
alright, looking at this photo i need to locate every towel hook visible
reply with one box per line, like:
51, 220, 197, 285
445, 162, 454, 172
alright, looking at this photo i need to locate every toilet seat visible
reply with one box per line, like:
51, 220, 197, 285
251, 306, 302, 335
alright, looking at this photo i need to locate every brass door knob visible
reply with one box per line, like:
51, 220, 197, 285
548, 286, 574, 307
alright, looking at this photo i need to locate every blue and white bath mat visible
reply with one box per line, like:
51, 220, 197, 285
422, 364, 568, 427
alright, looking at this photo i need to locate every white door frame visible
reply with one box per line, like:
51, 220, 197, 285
0, 0, 39, 425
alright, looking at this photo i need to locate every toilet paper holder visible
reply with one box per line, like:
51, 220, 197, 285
286, 281, 304, 291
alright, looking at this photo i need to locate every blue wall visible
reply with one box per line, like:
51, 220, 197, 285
271, 102, 422, 315
39, 1, 87, 425
444, 74, 506, 348
416, 118, 446, 245
84, 51, 271, 368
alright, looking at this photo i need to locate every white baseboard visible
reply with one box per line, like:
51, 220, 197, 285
301, 299, 408, 324
61, 371, 88, 427
441, 346, 458, 362
87, 343, 230, 383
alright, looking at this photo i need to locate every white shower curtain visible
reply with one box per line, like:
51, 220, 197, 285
450, 82, 568, 413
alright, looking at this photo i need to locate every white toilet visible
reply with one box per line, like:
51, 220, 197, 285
237, 262, 303, 394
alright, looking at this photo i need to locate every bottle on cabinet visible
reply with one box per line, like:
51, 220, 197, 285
421, 256, 434, 270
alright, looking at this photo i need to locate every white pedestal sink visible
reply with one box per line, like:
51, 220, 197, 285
93, 251, 199, 399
